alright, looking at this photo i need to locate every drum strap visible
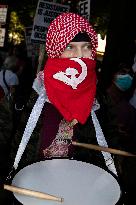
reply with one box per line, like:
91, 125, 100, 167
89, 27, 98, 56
12, 73, 117, 176
91, 110, 117, 176
13, 88, 47, 170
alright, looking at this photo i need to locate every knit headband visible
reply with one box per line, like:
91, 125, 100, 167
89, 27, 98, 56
46, 12, 98, 58
71, 32, 91, 42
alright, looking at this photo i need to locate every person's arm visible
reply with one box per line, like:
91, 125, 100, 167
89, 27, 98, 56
8, 72, 19, 102
10, 85, 16, 94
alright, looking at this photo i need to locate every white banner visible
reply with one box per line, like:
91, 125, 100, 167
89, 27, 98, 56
78, 0, 91, 21
31, 1, 69, 43
0, 5, 8, 24
0, 28, 5, 47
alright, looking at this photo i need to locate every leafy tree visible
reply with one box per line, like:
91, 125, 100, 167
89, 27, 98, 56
8, 11, 24, 44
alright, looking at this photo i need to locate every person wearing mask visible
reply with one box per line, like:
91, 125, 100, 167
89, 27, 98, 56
107, 63, 136, 148
107, 63, 136, 204
12, 13, 124, 204
33, 13, 120, 172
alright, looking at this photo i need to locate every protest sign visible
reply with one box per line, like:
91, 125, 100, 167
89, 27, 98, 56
78, 0, 90, 21
0, 28, 5, 47
0, 5, 8, 24
31, 0, 69, 43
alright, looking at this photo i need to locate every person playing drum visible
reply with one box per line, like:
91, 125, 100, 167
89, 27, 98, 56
10, 12, 133, 205
14, 12, 121, 177
30, 12, 121, 176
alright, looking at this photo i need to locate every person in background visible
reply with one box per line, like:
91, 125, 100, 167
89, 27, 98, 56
107, 63, 136, 204
0, 55, 19, 181
10, 44, 36, 138
0, 55, 19, 101
107, 63, 136, 149
13, 44, 35, 103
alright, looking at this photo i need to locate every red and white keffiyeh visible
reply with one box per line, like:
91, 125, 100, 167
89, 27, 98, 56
46, 12, 98, 59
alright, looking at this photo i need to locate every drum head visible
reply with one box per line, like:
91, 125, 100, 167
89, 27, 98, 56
12, 159, 121, 205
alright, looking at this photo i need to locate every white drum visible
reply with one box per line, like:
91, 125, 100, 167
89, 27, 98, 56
12, 159, 121, 205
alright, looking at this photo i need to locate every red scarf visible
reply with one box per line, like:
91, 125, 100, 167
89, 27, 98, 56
44, 58, 96, 124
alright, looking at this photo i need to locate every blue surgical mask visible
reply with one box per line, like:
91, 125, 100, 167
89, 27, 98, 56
114, 74, 133, 91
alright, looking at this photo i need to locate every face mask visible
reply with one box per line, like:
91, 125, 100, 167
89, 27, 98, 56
44, 57, 96, 124
114, 74, 133, 91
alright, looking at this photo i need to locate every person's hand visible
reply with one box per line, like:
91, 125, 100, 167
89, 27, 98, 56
72, 119, 78, 125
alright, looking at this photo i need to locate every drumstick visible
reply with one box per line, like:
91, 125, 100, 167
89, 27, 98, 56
4, 184, 64, 202
72, 141, 136, 157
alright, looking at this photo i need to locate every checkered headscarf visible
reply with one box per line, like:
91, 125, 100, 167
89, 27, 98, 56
46, 12, 98, 58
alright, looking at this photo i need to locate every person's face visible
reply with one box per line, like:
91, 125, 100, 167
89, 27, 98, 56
60, 42, 92, 58
115, 67, 134, 78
